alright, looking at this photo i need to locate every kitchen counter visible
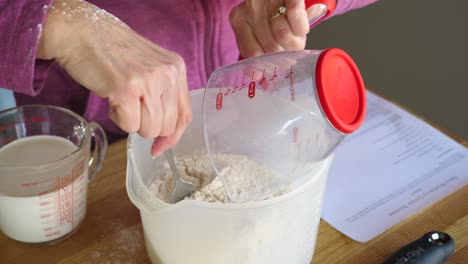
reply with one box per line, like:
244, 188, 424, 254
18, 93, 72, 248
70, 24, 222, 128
2, 102, 467, 264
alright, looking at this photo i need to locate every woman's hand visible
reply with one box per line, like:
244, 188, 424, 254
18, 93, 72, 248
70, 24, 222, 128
230, 0, 310, 58
37, 0, 191, 157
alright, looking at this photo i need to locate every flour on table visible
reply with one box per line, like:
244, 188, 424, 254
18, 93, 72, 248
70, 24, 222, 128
148, 154, 287, 203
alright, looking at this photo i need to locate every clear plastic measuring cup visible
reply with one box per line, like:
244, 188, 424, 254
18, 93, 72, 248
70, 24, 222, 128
203, 48, 366, 202
0, 105, 107, 244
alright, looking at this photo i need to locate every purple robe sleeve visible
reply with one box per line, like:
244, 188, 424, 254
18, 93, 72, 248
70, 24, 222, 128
0, 0, 54, 96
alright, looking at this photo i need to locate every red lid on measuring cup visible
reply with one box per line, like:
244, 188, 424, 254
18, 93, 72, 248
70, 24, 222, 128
315, 48, 366, 133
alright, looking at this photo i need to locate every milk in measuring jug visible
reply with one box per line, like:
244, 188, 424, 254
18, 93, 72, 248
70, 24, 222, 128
0, 136, 88, 243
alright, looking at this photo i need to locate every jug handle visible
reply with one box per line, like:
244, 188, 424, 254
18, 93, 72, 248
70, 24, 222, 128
237, 0, 336, 61
87, 122, 108, 182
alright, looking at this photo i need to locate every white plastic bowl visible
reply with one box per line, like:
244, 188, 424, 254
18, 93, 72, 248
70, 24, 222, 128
126, 90, 333, 264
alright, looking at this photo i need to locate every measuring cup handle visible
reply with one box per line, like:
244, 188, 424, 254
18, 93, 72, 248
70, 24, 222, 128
87, 122, 108, 182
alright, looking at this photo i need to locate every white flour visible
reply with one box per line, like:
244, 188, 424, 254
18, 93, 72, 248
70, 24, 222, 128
142, 153, 330, 264
148, 154, 287, 203
48, 0, 125, 26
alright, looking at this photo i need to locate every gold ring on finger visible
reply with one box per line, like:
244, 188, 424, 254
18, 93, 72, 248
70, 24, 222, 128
270, 6, 286, 23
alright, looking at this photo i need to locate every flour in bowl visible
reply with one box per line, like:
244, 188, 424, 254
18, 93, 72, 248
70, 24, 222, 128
148, 154, 288, 203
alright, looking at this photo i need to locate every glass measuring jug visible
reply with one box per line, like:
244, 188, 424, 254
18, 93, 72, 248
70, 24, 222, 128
0, 105, 107, 244
203, 48, 366, 202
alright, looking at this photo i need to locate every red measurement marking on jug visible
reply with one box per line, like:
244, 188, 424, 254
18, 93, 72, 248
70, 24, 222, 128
222, 76, 232, 96
285, 66, 296, 102
0, 135, 15, 145
0, 123, 16, 132
0, 117, 50, 132
29, 116, 49, 122
22, 176, 57, 189
45, 230, 61, 238
270, 67, 278, 81
241, 72, 247, 88
40, 201, 51, 206
259, 69, 270, 90
216, 92, 223, 110
232, 74, 240, 93
60, 175, 74, 226
248, 82, 256, 98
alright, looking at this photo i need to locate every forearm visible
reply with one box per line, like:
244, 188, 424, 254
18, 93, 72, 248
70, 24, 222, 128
0, 0, 114, 95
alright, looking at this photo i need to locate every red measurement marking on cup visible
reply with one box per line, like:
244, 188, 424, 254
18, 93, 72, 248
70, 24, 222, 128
40, 213, 53, 219
0, 117, 50, 132
0, 117, 49, 144
270, 67, 278, 81
221, 75, 232, 97
220, 73, 252, 98
285, 66, 296, 102
259, 69, 269, 90
216, 93, 223, 110
45, 230, 62, 238
39, 198, 59, 208
30, 173, 87, 238
232, 74, 239, 93
59, 175, 74, 226
248, 82, 256, 98
29, 116, 49, 122
40, 201, 51, 206
0, 123, 16, 132
0, 135, 15, 145
21, 177, 57, 188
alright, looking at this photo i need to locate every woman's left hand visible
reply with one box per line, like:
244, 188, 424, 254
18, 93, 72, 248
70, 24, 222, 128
230, 0, 310, 58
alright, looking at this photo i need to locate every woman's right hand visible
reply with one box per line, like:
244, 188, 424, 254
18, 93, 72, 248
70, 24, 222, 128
37, 0, 192, 157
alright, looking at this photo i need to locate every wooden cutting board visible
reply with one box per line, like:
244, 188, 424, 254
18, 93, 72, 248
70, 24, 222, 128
2, 97, 467, 264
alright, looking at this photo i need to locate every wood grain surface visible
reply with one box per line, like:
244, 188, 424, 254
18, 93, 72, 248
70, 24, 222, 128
1, 100, 467, 264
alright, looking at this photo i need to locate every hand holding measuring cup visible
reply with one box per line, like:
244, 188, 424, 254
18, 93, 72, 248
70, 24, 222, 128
230, 0, 310, 58
37, 0, 192, 157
